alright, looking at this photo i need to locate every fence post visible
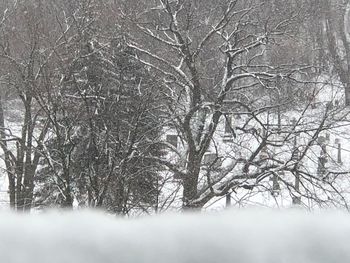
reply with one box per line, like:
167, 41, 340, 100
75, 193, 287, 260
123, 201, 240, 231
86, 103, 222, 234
226, 193, 231, 207
317, 136, 327, 178
335, 138, 342, 164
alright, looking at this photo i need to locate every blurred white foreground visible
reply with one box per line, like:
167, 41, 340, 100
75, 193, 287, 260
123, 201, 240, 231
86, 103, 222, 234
0, 209, 349, 263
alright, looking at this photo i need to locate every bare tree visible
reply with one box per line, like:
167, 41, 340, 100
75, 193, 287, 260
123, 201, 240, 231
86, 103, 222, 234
312, 0, 350, 105
0, 1, 54, 210
115, 0, 350, 210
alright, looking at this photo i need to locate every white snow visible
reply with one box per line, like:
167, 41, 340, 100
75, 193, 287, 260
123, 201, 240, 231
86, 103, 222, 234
0, 209, 350, 263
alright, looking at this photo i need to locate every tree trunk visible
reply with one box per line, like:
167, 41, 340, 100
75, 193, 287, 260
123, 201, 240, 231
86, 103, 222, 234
182, 157, 201, 210
0, 97, 16, 209
62, 191, 73, 208
23, 166, 35, 211
182, 178, 199, 210
345, 85, 350, 106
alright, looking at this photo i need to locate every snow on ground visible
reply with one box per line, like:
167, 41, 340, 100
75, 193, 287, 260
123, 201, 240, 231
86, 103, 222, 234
0, 100, 24, 209
1, 76, 350, 212
201, 76, 350, 210
0, 209, 349, 263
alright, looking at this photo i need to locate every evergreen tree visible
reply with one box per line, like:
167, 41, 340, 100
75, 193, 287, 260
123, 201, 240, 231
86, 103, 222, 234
35, 2, 164, 213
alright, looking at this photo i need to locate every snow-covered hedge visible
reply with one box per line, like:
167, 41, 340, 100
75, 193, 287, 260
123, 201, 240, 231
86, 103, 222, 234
0, 209, 349, 263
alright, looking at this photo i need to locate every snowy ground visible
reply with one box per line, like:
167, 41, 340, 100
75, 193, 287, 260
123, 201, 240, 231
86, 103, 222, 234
0, 209, 349, 263
1, 77, 350, 211
0, 99, 25, 208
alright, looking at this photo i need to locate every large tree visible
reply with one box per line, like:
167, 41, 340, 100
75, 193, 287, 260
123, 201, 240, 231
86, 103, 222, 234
0, 0, 57, 210
309, 0, 350, 104
118, 0, 350, 210
34, 1, 165, 214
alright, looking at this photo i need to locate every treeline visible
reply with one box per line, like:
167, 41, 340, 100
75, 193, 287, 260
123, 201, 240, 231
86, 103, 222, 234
0, 0, 349, 213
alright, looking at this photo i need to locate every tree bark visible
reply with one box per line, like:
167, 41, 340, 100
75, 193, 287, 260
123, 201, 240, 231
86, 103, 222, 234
0, 97, 16, 209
